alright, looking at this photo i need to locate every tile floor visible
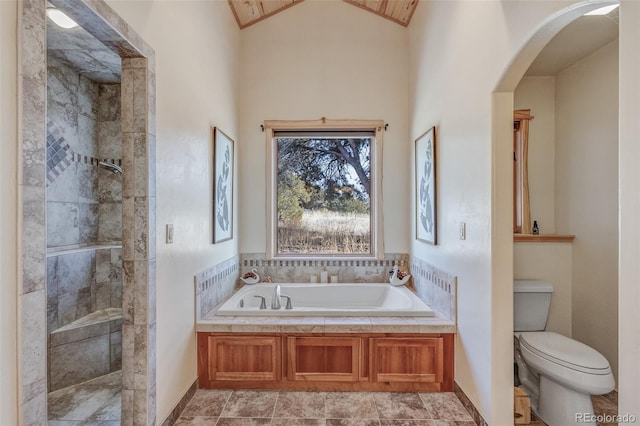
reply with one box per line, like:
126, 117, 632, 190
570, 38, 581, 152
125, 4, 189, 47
47, 371, 121, 426
47, 375, 619, 426
174, 390, 476, 425
526, 392, 619, 426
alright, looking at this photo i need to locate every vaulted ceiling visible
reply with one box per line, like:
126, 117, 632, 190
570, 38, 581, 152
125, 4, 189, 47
228, 0, 419, 29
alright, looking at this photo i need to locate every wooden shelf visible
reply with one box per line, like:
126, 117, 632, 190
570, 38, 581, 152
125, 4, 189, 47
514, 234, 575, 243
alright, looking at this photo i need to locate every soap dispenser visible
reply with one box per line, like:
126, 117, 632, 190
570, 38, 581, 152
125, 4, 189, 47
532, 220, 539, 235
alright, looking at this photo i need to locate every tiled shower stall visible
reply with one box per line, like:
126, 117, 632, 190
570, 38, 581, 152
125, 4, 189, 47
46, 53, 122, 392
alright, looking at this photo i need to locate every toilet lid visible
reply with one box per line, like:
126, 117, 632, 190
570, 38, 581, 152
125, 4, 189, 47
519, 332, 612, 374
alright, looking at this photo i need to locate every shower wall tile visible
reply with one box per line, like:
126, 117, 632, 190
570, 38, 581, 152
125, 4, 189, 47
133, 197, 148, 260
133, 133, 148, 198
47, 202, 80, 247
77, 113, 98, 158
99, 171, 123, 203
20, 289, 46, 411
92, 281, 112, 311
57, 288, 92, 327
47, 162, 79, 203
22, 75, 47, 187
99, 202, 123, 242
21, 186, 46, 294
78, 75, 99, 120
111, 330, 122, 371
99, 84, 121, 121
78, 163, 99, 203
96, 248, 113, 283
49, 334, 110, 391
57, 251, 95, 294
98, 121, 122, 159
79, 202, 99, 243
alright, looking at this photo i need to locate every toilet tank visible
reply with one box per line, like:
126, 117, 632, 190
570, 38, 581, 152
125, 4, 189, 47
514, 280, 554, 332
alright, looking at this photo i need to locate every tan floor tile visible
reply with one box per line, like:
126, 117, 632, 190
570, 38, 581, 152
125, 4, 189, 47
275, 391, 326, 418
221, 390, 279, 418
216, 418, 272, 425
325, 392, 379, 419
419, 393, 473, 422
373, 393, 432, 420
181, 390, 232, 417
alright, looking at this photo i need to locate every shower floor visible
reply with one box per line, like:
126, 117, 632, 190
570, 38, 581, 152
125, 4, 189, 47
48, 371, 121, 425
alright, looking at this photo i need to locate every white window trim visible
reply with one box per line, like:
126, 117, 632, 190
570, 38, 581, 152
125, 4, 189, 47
264, 118, 385, 260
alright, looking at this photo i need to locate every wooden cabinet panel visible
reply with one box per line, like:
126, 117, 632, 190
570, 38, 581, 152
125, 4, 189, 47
287, 336, 361, 382
197, 332, 453, 391
369, 337, 443, 383
206, 335, 281, 381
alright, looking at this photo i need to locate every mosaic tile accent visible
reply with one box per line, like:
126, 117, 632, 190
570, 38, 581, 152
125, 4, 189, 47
46, 121, 122, 186
410, 256, 457, 322
240, 253, 409, 284
195, 256, 240, 320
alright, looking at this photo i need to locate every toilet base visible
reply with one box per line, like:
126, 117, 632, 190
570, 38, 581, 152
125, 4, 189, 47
537, 376, 596, 426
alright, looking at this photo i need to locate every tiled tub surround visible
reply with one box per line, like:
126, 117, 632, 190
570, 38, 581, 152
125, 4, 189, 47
195, 255, 240, 321
240, 253, 410, 285
410, 256, 457, 322
197, 253, 457, 330
47, 246, 123, 391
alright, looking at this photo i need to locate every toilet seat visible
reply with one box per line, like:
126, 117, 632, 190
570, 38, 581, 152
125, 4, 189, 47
519, 332, 611, 374
518, 332, 615, 395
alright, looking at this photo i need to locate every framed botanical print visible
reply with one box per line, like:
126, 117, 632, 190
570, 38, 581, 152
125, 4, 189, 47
213, 127, 234, 243
415, 127, 437, 245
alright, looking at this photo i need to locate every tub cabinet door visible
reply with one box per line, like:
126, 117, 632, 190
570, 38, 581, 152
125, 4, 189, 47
369, 337, 444, 383
286, 336, 361, 382
200, 335, 281, 382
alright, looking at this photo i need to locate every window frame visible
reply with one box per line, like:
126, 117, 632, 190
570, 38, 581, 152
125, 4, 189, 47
264, 118, 385, 260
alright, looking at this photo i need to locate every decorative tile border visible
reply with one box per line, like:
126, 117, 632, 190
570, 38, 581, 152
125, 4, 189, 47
454, 381, 489, 426
410, 256, 457, 322
195, 255, 240, 320
241, 253, 409, 284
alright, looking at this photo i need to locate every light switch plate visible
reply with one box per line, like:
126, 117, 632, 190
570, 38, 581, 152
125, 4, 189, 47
166, 224, 174, 244
458, 222, 466, 240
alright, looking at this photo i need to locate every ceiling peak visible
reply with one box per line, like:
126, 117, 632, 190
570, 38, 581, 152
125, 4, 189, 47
228, 0, 419, 29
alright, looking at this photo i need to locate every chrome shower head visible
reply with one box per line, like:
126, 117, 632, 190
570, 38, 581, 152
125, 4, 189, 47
99, 161, 123, 174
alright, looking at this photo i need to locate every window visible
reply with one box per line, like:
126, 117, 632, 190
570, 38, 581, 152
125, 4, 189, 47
513, 110, 533, 234
265, 119, 384, 258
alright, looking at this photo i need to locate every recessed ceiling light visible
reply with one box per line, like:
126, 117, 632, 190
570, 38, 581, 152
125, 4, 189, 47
46, 8, 78, 29
584, 4, 619, 16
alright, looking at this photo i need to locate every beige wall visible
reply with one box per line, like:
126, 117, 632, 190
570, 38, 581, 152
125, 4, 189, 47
408, 1, 617, 423
238, 0, 409, 255
104, 1, 240, 421
515, 77, 556, 234
619, 0, 640, 413
555, 40, 619, 379
514, 243, 572, 336
0, 1, 18, 423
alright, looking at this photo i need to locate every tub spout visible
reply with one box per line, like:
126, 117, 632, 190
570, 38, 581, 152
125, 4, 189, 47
271, 284, 281, 309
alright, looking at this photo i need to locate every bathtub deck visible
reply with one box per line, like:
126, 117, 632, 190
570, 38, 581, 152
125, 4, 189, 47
196, 310, 456, 334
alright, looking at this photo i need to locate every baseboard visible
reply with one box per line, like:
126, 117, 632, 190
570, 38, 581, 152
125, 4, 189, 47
160, 378, 198, 426
454, 381, 489, 426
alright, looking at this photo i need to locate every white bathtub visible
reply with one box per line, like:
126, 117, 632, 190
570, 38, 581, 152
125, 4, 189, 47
215, 283, 435, 317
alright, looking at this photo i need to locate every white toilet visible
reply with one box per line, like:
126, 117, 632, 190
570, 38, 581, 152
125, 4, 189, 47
514, 280, 615, 426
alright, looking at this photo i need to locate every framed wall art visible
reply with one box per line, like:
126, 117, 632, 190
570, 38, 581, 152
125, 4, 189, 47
415, 127, 437, 245
213, 127, 234, 243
